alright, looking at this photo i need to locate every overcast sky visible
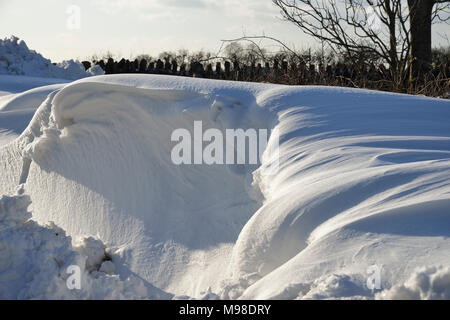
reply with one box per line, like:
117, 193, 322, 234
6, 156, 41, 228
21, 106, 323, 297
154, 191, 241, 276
0, 0, 449, 62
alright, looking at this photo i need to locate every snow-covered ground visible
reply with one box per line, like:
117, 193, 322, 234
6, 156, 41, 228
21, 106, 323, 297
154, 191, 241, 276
0, 73, 449, 300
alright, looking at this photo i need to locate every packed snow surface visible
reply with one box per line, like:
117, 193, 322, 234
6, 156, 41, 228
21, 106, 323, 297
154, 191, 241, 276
0, 74, 449, 299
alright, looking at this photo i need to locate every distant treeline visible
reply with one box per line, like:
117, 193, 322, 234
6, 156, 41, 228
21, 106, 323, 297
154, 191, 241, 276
82, 46, 450, 98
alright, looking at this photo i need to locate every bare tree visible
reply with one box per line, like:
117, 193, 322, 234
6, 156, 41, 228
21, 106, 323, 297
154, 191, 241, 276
273, 0, 450, 84
408, 0, 450, 82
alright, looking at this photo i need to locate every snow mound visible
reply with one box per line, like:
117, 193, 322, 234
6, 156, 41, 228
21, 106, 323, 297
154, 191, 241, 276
377, 266, 450, 300
87, 65, 105, 76
0, 190, 171, 299
0, 74, 449, 299
0, 36, 95, 80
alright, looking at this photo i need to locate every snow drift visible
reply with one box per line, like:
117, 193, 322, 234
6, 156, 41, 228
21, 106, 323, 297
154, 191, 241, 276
0, 74, 449, 299
0, 80, 68, 147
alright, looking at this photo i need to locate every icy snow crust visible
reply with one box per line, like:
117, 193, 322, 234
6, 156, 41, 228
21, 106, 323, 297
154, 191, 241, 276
0, 74, 449, 299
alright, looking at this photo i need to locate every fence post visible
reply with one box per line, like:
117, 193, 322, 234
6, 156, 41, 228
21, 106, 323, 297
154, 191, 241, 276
215, 62, 222, 79
148, 61, 155, 73
139, 59, 147, 73
282, 60, 288, 74
206, 64, 213, 78
172, 60, 178, 75
156, 59, 164, 73
180, 64, 186, 76
224, 61, 231, 79
256, 63, 262, 80
273, 59, 279, 78
164, 60, 172, 74
233, 61, 240, 80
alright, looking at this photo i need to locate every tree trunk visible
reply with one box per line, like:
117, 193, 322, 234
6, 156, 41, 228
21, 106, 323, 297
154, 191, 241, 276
408, 0, 434, 84
385, 0, 399, 80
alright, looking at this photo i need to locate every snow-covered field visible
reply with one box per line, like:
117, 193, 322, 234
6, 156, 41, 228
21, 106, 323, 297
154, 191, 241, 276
0, 72, 449, 300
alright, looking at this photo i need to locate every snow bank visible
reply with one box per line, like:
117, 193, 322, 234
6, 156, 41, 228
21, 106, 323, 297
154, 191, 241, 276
0, 74, 449, 299
377, 266, 450, 300
0, 36, 102, 80
0, 189, 170, 299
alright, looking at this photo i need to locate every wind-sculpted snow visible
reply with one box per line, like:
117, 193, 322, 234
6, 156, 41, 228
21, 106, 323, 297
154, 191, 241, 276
0, 77, 68, 147
0, 74, 449, 299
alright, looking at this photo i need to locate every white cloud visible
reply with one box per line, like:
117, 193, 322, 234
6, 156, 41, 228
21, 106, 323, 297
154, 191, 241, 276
93, 0, 278, 20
